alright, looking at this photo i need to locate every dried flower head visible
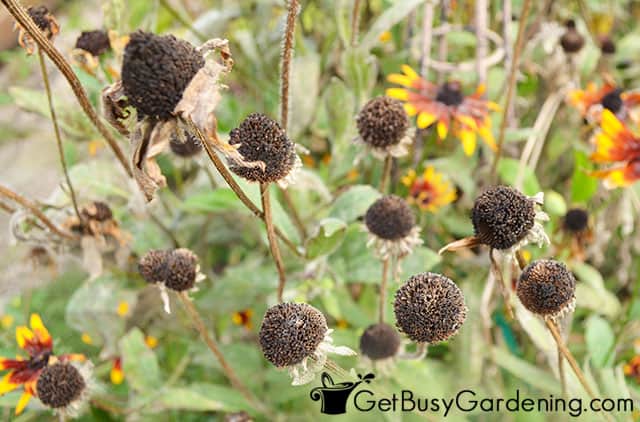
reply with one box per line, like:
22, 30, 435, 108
355, 96, 413, 159
560, 20, 584, 54
164, 248, 198, 291
365, 195, 422, 259
15, 6, 60, 55
75, 30, 111, 56
517, 259, 576, 318
258, 303, 355, 385
138, 249, 169, 283
81, 201, 113, 222
359, 323, 401, 361
36, 361, 93, 418
229, 113, 300, 188
471, 186, 549, 252
394, 273, 467, 344
600, 37, 616, 55
563, 208, 589, 233
169, 131, 203, 157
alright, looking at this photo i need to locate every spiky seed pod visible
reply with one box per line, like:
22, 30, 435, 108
600, 89, 623, 113
121, 31, 205, 119
517, 259, 576, 317
75, 30, 111, 56
394, 272, 467, 344
81, 201, 113, 222
228, 113, 296, 183
164, 248, 198, 291
436, 81, 464, 106
36, 363, 86, 409
563, 208, 589, 233
600, 37, 616, 55
169, 131, 202, 157
471, 186, 536, 250
560, 20, 584, 54
356, 96, 409, 148
138, 249, 169, 283
259, 303, 328, 368
365, 195, 415, 240
359, 323, 401, 360
27, 6, 55, 35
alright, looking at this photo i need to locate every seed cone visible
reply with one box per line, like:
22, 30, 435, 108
81, 201, 113, 222
75, 30, 111, 56
436, 82, 464, 106
122, 31, 204, 119
563, 208, 589, 233
138, 249, 169, 283
359, 323, 401, 360
394, 272, 467, 343
357, 96, 409, 148
36, 363, 86, 409
560, 20, 584, 54
259, 303, 327, 367
600, 37, 616, 55
365, 195, 415, 240
228, 113, 296, 183
27, 6, 54, 34
471, 186, 536, 250
601, 89, 623, 113
164, 248, 198, 291
169, 131, 203, 157
517, 259, 576, 317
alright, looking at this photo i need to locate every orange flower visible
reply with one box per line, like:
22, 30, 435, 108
568, 81, 640, 120
0, 314, 84, 415
386, 65, 498, 156
401, 167, 457, 212
590, 110, 640, 188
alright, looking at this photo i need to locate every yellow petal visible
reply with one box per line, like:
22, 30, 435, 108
29, 314, 50, 344
479, 121, 497, 150
487, 101, 501, 111
15, 326, 33, 350
417, 112, 437, 129
400, 65, 419, 80
0, 372, 19, 395
404, 103, 417, 116
601, 109, 623, 137
14, 392, 31, 415
385, 88, 409, 101
459, 130, 477, 156
422, 166, 435, 180
81, 333, 93, 345
387, 73, 415, 87
456, 114, 478, 131
437, 121, 449, 139
401, 170, 416, 186
110, 366, 124, 385
117, 301, 129, 317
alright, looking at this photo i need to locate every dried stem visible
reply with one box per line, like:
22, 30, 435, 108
420, 1, 435, 77
350, 0, 362, 47
489, 249, 514, 319
0, 183, 76, 240
0, 200, 16, 214
544, 317, 597, 399
378, 258, 389, 323
1, 0, 132, 177
280, 0, 299, 132
261, 183, 288, 303
489, 0, 532, 182
37, 48, 83, 224
475, 0, 489, 86
558, 344, 567, 397
380, 156, 392, 193
180, 116, 302, 256
178, 293, 266, 413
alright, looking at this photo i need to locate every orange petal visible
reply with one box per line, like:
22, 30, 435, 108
14, 391, 31, 415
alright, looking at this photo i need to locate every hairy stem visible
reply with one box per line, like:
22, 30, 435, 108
261, 183, 288, 303
380, 156, 392, 193
489, 249, 514, 319
378, 258, 389, 323
37, 48, 83, 224
0, 183, 76, 240
280, 0, 299, 132
1, 0, 132, 177
489, 0, 532, 182
350, 0, 362, 47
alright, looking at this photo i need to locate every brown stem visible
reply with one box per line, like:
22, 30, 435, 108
261, 183, 288, 303
280, 188, 307, 239
0, 201, 16, 214
489, 249, 514, 319
380, 156, 392, 193
378, 258, 389, 323
558, 344, 567, 397
489, 0, 532, 182
545, 317, 597, 399
280, 0, 299, 132
178, 293, 266, 412
1, 0, 132, 177
350, 0, 362, 47
0, 183, 75, 240
37, 48, 83, 224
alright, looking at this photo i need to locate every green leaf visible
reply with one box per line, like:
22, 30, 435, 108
289, 52, 321, 139
329, 184, 381, 222
305, 218, 347, 259
181, 188, 245, 214
497, 158, 541, 195
341, 48, 377, 106
399, 246, 442, 279
360, 0, 425, 51
120, 328, 161, 392
155, 383, 251, 413
322, 77, 356, 147
544, 190, 567, 216
571, 150, 598, 203
585, 316, 615, 368
492, 347, 561, 394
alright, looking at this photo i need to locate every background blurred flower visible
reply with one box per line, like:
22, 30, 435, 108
401, 167, 457, 212
569, 81, 640, 121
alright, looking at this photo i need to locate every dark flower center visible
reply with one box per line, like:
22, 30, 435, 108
601, 89, 623, 113
27, 351, 51, 371
436, 83, 463, 106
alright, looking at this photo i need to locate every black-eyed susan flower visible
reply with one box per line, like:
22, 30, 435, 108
386, 65, 498, 156
36, 360, 93, 418
590, 110, 640, 188
364, 195, 422, 260
568, 81, 640, 121
232, 309, 253, 329
401, 166, 457, 212
355, 96, 414, 159
258, 303, 355, 385
516, 259, 576, 320
0, 314, 85, 415
110, 358, 124, 385
14, 6, 60, 55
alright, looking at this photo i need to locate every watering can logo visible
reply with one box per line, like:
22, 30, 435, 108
309, 372, 375, 415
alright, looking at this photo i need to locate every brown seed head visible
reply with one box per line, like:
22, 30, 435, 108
75, 30, 111, 56
560, 20, 585, 53
164, 248, 198, 291
365, 195, 415, 240
27, 6, 57, 38
517, 259, 576, 316
169, 130, 203, 157
81, 201, 113, 222
36, 363, 86, 409
359, 323, 401, 360
138, 249, 169, 283
356, 96, 409, 149
563, 208, 589, 233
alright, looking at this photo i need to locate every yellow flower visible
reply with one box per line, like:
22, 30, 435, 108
144, 335, 158, 349
386, 65, 499, 156
568, 81, 640, 119
401, 167, 457, 212
81, 333, 93, 345
116, 301, 129, 317
378, 31, 392, 43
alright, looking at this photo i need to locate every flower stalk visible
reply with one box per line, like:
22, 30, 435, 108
261, 183, 288, 303
378, 258, 389, 323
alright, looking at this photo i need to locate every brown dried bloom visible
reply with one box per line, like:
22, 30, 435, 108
15, 6, 60, 55
517, 259, 576, 318
359, 323, 401, 361
355, 96, 413, 159
75, 30, 111, 56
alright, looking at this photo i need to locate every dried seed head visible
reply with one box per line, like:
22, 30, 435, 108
27, 6, 56, 37
600, 37, 616, 55
164, 248, 198, 291
36, 363, 86, 409
560, 20, 585, 54
359, 323, 401, 360
169, 130, 202, 157
138, 249, 169, 283
121, 31, 204, 119
75, 30, 111, 56
394, 272, 467, 343
259, 303, 328, 367
365, 195, 415, 240
81, 201, 113, 222
600, 89, 623, 113
228, 113, 296, 183
436, 81, 464, 107
356, 96, 409, 148
563, 208, 589, 233
517, 259, 576, 316
471, 186, 536, 250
